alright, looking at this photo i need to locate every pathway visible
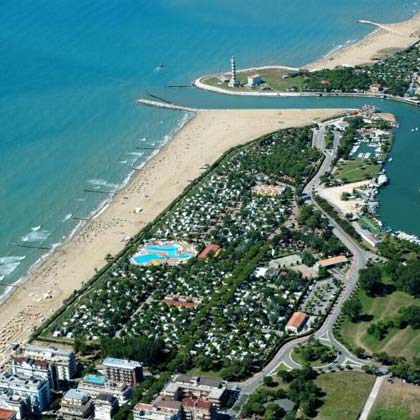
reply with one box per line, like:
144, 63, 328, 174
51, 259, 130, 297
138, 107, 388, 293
359, 375, 386, 420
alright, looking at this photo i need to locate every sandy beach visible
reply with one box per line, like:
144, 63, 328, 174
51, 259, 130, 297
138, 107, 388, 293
0, 108, 346, 364
193, 13, 420, 97
305, 12, 420, 71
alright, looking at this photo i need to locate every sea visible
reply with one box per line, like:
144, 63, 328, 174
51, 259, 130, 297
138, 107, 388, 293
1, 0, 419, 293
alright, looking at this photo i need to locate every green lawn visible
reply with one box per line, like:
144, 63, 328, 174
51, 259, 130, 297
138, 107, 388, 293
339, 288, 419, 360
369, 379, 420, 420
202, 68, 305, 92
186, 367, 222, 380
335, 160, 380, 183
315, 371, 375, 420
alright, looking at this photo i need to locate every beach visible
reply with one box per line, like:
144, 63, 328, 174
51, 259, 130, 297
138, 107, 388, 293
306, 12, 420, 70
0, 108, 346, 364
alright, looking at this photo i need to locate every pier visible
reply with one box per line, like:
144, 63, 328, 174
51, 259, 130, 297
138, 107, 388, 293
137, 98, 206, 112
83, 189, 116, 194
14, 243, 52, 251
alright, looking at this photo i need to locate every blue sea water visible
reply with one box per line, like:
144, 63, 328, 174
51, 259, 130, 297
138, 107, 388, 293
0, 1, 419, 289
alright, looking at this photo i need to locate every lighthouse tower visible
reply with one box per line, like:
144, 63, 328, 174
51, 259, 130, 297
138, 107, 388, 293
229, 56, 238, 87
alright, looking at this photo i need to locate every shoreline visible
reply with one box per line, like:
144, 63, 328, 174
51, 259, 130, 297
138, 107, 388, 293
0, 107, 347, 364
0, 111, 195, 307
193, 12, 420, 95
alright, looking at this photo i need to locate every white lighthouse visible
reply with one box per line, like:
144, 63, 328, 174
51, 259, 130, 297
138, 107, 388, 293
229, 55, 238, 87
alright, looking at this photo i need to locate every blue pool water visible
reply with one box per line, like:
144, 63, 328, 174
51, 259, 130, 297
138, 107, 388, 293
85, 375, 106, 385
132, 244, 193, 265
0, 1, 419, 290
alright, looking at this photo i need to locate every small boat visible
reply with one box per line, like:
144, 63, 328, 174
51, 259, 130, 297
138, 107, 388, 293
388, 157, 393, 162
154, 64, 165, 72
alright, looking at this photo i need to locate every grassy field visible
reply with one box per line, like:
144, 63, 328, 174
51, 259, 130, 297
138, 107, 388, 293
369, 379, 420, 420
202, 68, 305, 92
335, 160, 380, 183
186, 367, 222, 380
315, 371, 375, 420
339, 288, 420, 360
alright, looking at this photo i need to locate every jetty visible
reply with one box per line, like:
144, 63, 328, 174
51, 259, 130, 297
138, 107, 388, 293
15, 243, 52, 251
137, 99, 206, 112
358, 19, 407, 37
83, 189, 116, 194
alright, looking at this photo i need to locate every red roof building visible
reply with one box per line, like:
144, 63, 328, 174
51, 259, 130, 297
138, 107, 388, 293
197, 244, 221, 260
317, 255, 348, 268
182, 398, 215, 420
285, 311, 308, 335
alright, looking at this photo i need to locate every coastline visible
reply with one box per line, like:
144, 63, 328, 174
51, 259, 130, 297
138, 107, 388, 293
306, 12, 420, 70
0, 111, 195, 307
193, 12, 420, 94
0, 108, 347, 364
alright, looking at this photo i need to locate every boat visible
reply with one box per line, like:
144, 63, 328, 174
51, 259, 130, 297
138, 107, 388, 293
388, 157, 393, 162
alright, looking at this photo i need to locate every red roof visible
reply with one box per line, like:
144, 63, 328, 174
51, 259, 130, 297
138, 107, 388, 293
0, 409, 16, 420
286, 312, 307, 329
318, 255, 348, 267
13, 356, 49, 368
182, 398, 212, 411
163, 299, 198, 309
197, 244, 221, 260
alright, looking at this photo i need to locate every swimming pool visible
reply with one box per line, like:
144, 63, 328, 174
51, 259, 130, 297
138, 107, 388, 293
85, 375, 106, 385
131, 243, 194, 266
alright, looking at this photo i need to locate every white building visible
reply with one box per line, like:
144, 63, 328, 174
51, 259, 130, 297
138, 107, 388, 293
77, 375, 132, 404
247, 74, 262, 87
20, 344, 77, 381
0, 374, 50, 415
11, 357, 58, 391
60, 389, 94, 419
93, 394, 118, 420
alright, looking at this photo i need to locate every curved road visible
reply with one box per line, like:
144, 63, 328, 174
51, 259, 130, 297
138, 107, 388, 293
228, 121, 382, 412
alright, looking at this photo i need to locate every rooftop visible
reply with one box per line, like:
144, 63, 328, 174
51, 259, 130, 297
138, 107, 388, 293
63, 389, 89, 403
317, 255, 348, 267
286, 311, 308, 329
182, 398, 213, 410
103, 357, 142, 370
197, 244, 221, 260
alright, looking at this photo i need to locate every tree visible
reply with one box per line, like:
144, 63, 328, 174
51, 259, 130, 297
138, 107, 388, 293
396, 260, 420, 297
263, 376, 275, 387
264, 403, 285, 420
73, 336, 87, 355
342, 297, 362, 321
399, 305, 420, 329
359, 266, 383, 296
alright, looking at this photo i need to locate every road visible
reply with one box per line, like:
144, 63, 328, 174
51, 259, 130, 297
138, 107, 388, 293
227, 121, 379, 416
